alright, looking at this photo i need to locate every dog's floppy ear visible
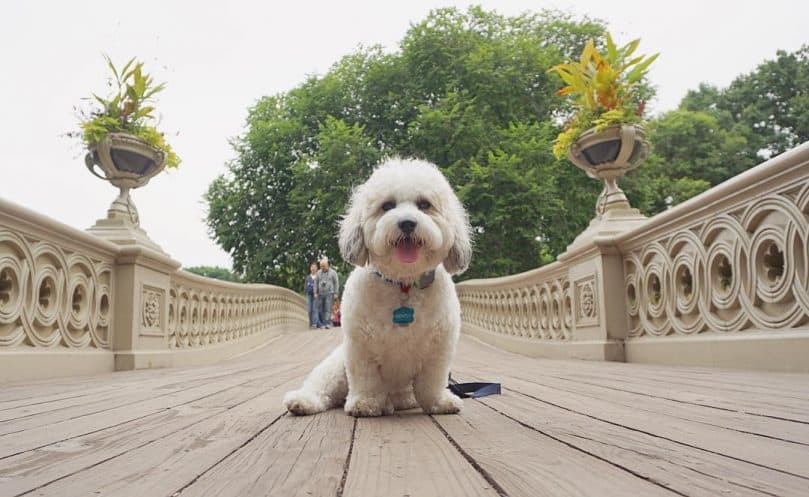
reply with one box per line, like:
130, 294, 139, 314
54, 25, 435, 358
443, 193, 473, 275
339, 185, 369, 267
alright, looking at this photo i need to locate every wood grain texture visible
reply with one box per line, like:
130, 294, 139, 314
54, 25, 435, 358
454, 341, 809, 444
0, 332, 330, 460
453, 336, 809, 478
457, 337, 809, 421
2, 330, 808, 497
179, 409, 355, 497
343, 412, 501, 497
435, 401, 678, 497
466, 380, 809, 497
0, 330, 340, 496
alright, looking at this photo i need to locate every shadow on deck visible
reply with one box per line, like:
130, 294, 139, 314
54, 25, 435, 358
1, 327, 808, 497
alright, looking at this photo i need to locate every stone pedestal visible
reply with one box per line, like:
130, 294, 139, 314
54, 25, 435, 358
87, 206, 167, 255
86, 195, 179, 370
566, 201, 647, 252
110, 245, 180, 371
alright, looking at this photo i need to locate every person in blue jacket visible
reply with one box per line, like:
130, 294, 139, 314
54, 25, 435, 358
304, 262, 319, 328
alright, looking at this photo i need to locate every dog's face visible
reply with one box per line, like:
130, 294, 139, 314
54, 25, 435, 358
339, 158, 472, 280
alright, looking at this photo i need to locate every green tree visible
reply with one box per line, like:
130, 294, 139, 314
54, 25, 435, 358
627, 45, 809, 217
681, 45, 809, 159
184, 266, 241, 282
206, 7, 608, 289
624, 109, 746, 214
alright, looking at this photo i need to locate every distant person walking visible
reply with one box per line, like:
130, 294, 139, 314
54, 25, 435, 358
304, 262, 319, 328
315, 257, 339, 329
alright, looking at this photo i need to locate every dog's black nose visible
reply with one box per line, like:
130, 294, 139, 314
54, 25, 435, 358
398, 219, 417, 234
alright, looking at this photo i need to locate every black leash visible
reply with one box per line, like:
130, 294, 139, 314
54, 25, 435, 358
448, 374, 501, 398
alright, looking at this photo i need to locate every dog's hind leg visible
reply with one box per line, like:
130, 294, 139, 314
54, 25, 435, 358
283, 344, 348, 415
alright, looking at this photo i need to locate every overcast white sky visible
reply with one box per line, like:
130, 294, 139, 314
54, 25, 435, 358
1, 1, 806, 269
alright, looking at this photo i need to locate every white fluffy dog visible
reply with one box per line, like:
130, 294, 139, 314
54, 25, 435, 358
283, 158, 472, 417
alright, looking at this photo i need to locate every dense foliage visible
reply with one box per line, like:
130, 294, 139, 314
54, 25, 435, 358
184, 266, 242, 282
626, 45, 809, 213
206, 6, 808, 290
207, 7, 605, 288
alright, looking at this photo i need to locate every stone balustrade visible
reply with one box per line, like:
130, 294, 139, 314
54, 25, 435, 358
457, 262, 572, 340
0, 197, 306, 382
615, 143, 809, 370
457, 142, 809, 371
168, 270, 304, 349
3, 142, 808, 379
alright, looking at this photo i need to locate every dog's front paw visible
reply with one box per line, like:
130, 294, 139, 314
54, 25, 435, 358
283, 389, 326, 416
344, 395, 394, 417
423, 391, 463, 415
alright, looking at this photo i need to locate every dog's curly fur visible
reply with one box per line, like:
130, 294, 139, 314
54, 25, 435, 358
283, 158, 472, 417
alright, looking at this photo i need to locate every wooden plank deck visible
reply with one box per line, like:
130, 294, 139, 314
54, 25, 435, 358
1, 328, 808, 497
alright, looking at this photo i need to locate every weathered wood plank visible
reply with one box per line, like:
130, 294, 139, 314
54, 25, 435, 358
451, 369, 809, 478
434, 401, 676, 497
0, 330, 291, 408
523, 371, 809, 444
546, 368, 809, 420
0, 328, 301, 402
342, 413, 501, 497
0, 332, 340, 496
0, 332, 337, 459
0, 330, 321, 432
454, 355, 809, 445
179, 409, 354, 497
456, 337, 809, 429
458, 378, 809, 497
457, 337, 809, 420
16, 384, 293, 496
0, 373, 308, 495
4, 329, 809, 497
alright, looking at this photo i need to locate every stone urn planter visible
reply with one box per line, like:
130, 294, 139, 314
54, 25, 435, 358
567, 124, 649, 217
85, 132, 167, 225
568, 124, 648, 170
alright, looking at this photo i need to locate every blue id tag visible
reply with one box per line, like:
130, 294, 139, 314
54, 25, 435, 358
392, 306, 414, 325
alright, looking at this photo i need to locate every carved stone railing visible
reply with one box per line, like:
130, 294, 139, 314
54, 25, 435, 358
168, 271, 304, 349
457, 263, 572, 340
457, 251, 625, 361
458, 142, 809, 371
1, 199, 119, 378
615, 143, 809, 370
1, 197, 307, 382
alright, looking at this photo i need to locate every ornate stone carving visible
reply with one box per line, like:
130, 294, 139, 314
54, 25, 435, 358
168, 272, 307, 348
456, 267, 572, 340
623, 181, 809, 337
574, 275, 599, 326
581, 285, 594, 316
0, 229, 113, 349
580, 281, 594, 317
141, 286, 162, 329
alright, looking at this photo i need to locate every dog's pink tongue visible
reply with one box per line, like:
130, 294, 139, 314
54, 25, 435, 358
396, 241, 420, 263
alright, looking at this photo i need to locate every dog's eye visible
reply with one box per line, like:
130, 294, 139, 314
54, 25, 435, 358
381, 200, 396, 212
417, 199, 431, 210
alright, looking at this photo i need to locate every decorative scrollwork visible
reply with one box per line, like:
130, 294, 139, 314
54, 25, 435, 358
142, 287, 162, 329
457, 267, 572, 340
576, 277, 598, 322
624, 181, 809, 337
168, 271, 307, 348
0, 230, 113, 349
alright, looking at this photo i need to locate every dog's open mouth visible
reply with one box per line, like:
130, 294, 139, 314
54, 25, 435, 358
395, 238, 423, 263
